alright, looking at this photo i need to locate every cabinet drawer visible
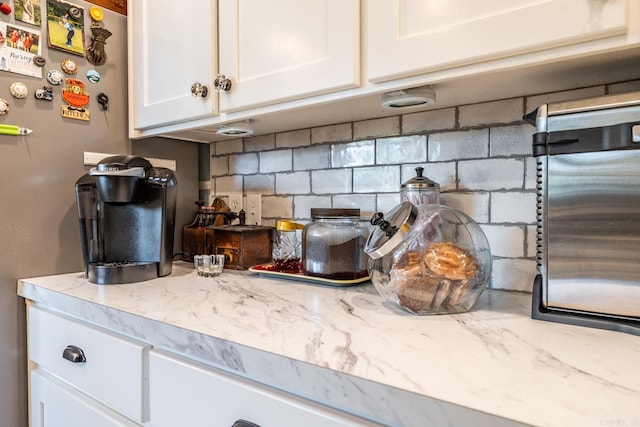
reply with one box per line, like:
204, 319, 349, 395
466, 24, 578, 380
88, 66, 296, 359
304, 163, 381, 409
31, 369, 141, 427
150, 350, 379, 427
28, 305, 149, 423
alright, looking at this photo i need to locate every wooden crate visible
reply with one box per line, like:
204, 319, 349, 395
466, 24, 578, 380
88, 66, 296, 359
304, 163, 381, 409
210, 225, 275, 270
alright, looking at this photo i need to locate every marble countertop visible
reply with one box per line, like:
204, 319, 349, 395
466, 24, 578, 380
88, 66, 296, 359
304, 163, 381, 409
18, 262, 640, 427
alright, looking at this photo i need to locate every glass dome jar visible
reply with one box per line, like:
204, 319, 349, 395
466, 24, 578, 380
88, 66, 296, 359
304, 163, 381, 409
365, 202, 491, 315
302, 208, 370, 280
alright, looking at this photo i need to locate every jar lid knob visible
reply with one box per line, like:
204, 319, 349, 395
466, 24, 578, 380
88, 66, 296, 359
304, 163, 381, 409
370, 212, 398, 238
415, 166, 424, 177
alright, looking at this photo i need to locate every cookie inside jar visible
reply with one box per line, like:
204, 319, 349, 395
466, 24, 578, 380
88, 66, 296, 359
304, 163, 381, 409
365, 203, 491, 315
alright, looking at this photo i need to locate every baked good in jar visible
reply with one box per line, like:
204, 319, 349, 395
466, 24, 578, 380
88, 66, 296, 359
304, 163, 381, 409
424, 242, 477, 280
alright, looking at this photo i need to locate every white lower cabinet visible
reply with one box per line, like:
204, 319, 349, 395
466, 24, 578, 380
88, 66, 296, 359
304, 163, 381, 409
149, 349, 378, 427
27, 305, 150, 426
30, 369, 140, 427
26, 304, 378, 427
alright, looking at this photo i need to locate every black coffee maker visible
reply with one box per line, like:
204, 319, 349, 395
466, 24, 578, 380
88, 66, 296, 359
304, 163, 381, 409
75, 155, 178, 284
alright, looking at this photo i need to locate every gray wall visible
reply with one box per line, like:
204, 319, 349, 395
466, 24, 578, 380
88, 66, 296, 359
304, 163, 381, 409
0, 5, 128, 426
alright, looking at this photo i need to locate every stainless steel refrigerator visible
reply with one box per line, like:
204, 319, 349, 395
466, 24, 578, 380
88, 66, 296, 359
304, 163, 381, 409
0, 3, 197, 425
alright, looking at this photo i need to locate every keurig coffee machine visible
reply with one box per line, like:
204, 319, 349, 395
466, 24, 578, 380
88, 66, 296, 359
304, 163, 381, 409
75, 155, 178, 284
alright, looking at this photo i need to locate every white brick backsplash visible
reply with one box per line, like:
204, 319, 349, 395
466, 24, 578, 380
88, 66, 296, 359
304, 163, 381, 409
491, 192, 536, 224
214, 175, 243, 194
353, 166, 400, 193
312, 169, 352, 194
294, 145, 330, 171
294, 195, 332, 219
525, 157, 537, 190
244, 174, 275, 194
277, 129, 311, 148
245, 134, 275, 152
276, 171, 310, 194
527, 225, 537, 258
428, 129, 489, 161
401, 163, 456, 192
214, 138, 243, 155
205, 81, 635, 295
263, 195, 294, 219
260, 150, 292, 173
402, 108, 456, 134
490, 258, 537, 291
376, 135, 427, 165
481, 224, 526, 258
210, 155, 228, 177
333, 194, 376, 217
490, 124, 534, 157
312, 123, 352, 144
439, 192, 489, 223
459, 98, 523, 127
331, 140, 375, 167
229, 153, 258, 175
459, 158, 524, 191
525, 86, 604, 112
354, 116, 400, 139
376, 193, 401, 214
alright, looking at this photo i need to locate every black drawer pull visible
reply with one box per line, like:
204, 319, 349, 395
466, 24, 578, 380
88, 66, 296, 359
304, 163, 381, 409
62, 345, 86, 363
232, 420, 260, 427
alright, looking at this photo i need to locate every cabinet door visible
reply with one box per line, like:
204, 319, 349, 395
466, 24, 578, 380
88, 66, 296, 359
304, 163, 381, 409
31, 369, 140, 427
367, 0, 629, 83
218, 0, 360, 112
149, 350, 379, 427
128, 0, 218, 130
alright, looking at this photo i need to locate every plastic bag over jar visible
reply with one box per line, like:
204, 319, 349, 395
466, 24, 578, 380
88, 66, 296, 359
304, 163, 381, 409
364, 202, 491, 315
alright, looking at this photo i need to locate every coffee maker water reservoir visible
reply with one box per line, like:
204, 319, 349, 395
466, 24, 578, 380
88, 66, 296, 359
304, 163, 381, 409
75, 155, 178, 284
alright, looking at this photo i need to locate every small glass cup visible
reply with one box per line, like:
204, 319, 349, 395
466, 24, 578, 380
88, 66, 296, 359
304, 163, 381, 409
194, 254, 225, 277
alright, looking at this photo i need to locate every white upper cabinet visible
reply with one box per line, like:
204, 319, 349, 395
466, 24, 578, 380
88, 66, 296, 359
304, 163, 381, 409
366, 0, 633, 83
128, 0, 218, 130
217, 0, 360, 113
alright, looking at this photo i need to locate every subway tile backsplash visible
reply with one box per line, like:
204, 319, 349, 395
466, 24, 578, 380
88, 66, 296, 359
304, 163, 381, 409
210, 80, 640, 292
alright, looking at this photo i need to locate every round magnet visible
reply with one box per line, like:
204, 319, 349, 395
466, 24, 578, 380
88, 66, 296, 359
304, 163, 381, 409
47, 69, 64, 85
86, 69, 101, 83
69, 7, 81, 19
0, 98, 9, 115
33, 56, 46, 67
10, 82, 28, 99
89, 6, 104, 21
61, 59, 77, 75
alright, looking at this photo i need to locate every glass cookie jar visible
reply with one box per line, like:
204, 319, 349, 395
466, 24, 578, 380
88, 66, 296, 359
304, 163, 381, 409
364, 202, 491, 315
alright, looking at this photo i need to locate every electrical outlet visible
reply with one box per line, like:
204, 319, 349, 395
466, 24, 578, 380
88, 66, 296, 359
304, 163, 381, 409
227, 193, 243, 213
245, 193, 262, 225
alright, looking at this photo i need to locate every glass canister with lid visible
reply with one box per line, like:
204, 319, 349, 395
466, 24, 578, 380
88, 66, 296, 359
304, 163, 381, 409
302, 208, 370, 280
400, 166, 440, 206
365, 202, 491, 315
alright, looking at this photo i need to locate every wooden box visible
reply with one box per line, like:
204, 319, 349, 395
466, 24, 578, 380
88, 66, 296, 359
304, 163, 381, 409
210, 225, 275, 270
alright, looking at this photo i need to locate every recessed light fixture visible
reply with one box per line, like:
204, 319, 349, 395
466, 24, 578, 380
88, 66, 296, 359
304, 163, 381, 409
381, 85, 436, 110
215, 120, 254, 136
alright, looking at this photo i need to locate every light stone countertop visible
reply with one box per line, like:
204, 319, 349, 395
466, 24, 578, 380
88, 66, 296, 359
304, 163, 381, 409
18, 262, 640, 427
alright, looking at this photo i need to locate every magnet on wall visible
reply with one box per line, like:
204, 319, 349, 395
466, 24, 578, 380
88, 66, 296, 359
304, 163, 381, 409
0, 2, 11, 14
61, 79, 90, 121
86, 24, 112, 66
0, 98, 9, 115
35, 86, 53, 101
86, 69, 100, 83
61, 59, 78, 75
9, 82, 28, 99
34, 56, 46, 67
47, 70, 64, 85
97, 92, 108, 110
89, 6, 103, 22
